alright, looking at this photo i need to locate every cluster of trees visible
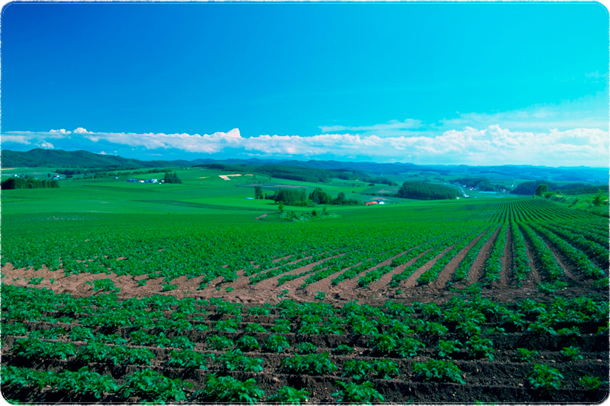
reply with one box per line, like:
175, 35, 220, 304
396, 181, 458, 200
1, 177, 59, 190
260, 187, 361, 207
535, 183, 607, 206
164, 172, 182, 184
362, 177, 398, 186
513, 180, 606, 196
197, 163, 379, 184
454, 177, 499, 191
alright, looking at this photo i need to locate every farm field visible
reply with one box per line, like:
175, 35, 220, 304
1, 175, 609, 404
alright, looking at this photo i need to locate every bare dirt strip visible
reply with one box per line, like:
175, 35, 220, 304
362, 249, 431, 296
499, 225, 514, 289
433, 229, 489, 290
401, 245, 456, 290
328, 247, 420, 298
465, 226, 500, 285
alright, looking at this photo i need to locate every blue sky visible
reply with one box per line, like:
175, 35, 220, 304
2, 2, 608, 166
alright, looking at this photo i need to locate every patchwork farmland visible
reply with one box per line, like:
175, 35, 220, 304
2, 192, 608, 403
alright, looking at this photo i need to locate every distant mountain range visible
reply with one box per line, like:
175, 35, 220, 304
2, 148, 608, 183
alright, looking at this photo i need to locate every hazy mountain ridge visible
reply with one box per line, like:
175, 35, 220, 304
2, 148, 607, 183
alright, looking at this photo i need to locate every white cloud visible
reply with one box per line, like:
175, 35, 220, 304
319, 119, 422, 135
50, 129, 71, 135
2, 135, 32, 144
73, 127, 91, 134
38, 141, 54, 149
1, 120, 607, 167
439, 94, 609, 132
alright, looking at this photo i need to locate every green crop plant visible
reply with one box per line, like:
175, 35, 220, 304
271, 318, 292, 333
332, 381, 384, 405
130, 330, 172, 347
29, 327, 66, 340
526, 364, 563, 390
248, 306, 270, 316
69, 326, 95, 342
396, 337, 425, 358
28, 277, 44, 285
207, 335, 235, 351
2, 322, 27, 336
119, 369, 192, 403
421, 321, 449, 336
237, 335, 260, 351
455, 320, 482, 337
95, 333, 127, 345
55, 367, 119, 399
218, 349, 264, 373
513, 348, 539, 363
168, 349, 210, 370
245, 323, 267, 333
350, 317, 379, 335
266, 386, 310, 405
413, 360, 466, 384
557, 326, 580, 336
466, 336, 494, 361
332, 344, 354, 355
264, 334, 290, 353
282, 352, 337, 375
76, 341, 112, 364
86, 278, 120, 293
342, 359, 373, 380
3, 366, 57, 390
315, 290, 326, 300
298, 323, 321, 335
195, 373, 265, 404
560, 346, 583, 361
579, 376, 606, 390
14, 338, 76, 361
369, 333, 398, 354
437, 339, 462, 359
372, 360, 400, 379
295, 342, 317, 355
215, 317, 241, 332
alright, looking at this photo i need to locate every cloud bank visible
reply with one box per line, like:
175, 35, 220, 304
2, 124, 607, 167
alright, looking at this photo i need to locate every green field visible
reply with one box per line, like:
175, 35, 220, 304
1, 166, 608, 404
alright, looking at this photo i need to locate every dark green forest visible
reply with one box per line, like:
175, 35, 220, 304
396, 181, 459, 200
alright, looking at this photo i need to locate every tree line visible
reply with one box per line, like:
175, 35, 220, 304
395, 181, 458, 200
1, 177, 59, 190
256, 187, 361, 207
513, 180, 607, 196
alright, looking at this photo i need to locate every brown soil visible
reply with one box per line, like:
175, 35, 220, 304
433, 229, 489, 290
466, 226, 500, 285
